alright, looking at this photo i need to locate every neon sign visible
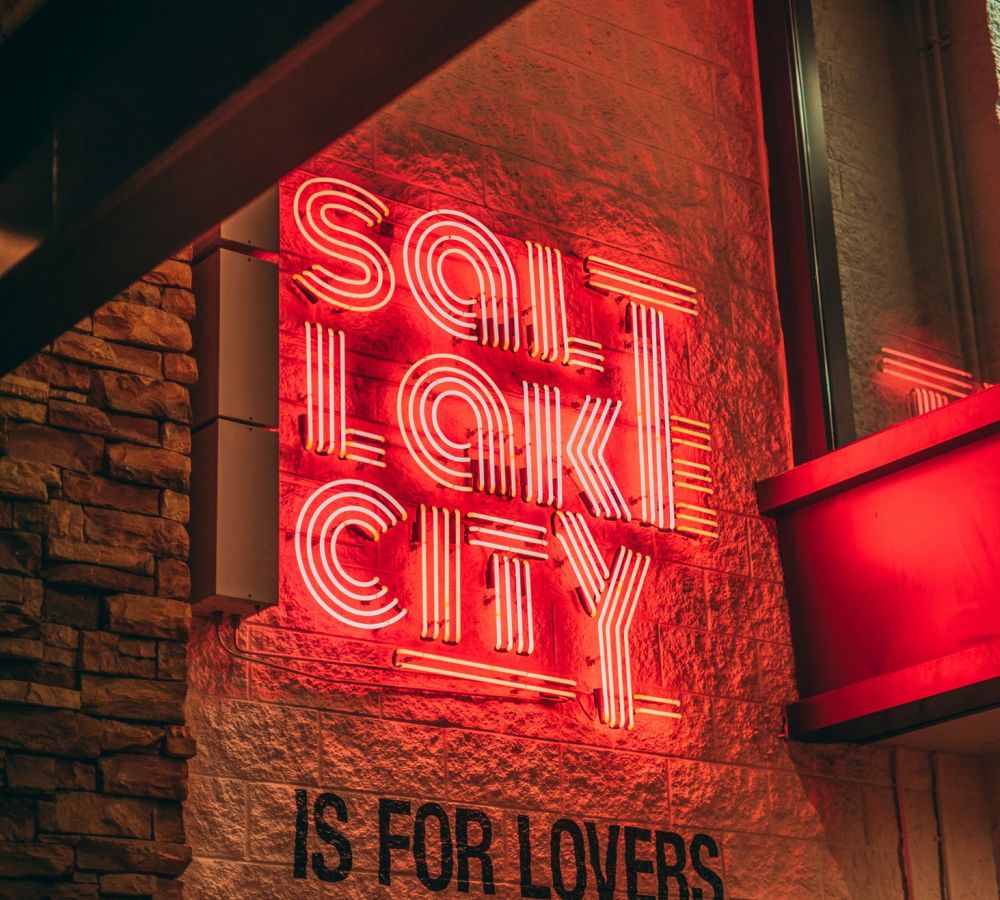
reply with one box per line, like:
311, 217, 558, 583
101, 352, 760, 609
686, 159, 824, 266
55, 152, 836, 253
282, 174, 718, 730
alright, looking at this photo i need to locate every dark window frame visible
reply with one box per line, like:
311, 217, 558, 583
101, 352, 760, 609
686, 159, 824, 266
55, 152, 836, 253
754, 0, 857, 463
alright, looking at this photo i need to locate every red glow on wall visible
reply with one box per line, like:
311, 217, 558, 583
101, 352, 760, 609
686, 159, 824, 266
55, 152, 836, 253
279, 174, 712, 729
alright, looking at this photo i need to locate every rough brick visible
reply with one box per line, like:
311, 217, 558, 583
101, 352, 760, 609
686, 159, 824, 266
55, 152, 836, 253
0, 679, 79, 709
163, 353, 198, 385
0, 797, 35, 841
724, 833, 822, 898
160, 423, 191, 455
43, 641, 77, 668
106, 444, 190, 491
4, 424, 104, 472
100, 754, 187, 800
13, 354, 92, 392
156, 559, 190, 601
161, 288, 195, 321
75, 837, 191, 876
143, 259, 192, 290
93, 302, 192, 353
46, 538, 154, 576
46, 399, 113, 436
46, 500, 84, 541
0, 396, 46, 422
119, 638, 156, 658
38, 792, 152, 839
106, 594, 190, 640
0, 602, 38, 635
98, 873, 159, 896
40, 622, 78, 649
5, 754, 96, 792
42, 563, 154, 595
670, 758, 770, 832
0, 637, 43, 661
81, 631, 155, 679
100, 720, 164, 755
105, 413, 161, 447
11, 500, 48, 533
80, 674, 184, 723
93, 371, 190, 423
153, 801, 185, 844
0, 376, 49, 403
83, 508, 188, 559
0, 256, 197, 895
52, 331, 159, 379
158, 641, 187, 681
0, 841, 74, 878
160, 490, 189, 523
114, 281, 162, 309
321, 713, 446, 798
61, 473, 159, 516
44, 587, 100, 629
0, 531, 42, 574
186, 698, 319, 783
163, 726, 196, 759
0, 707, 101, 757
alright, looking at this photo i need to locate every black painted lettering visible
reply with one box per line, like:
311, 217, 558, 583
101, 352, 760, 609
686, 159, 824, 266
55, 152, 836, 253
584, 822, 619, 899
518, 815, 551, 899
378, 797, 411, 885
690, 834, 724, 900
624, 826, 655, 900
311, 792, 352, 883
413, 802, 454, 892
456, 806, 496, 895
550, 819, 587, 900
654, 831, 688, 899
293, 789, 309, 879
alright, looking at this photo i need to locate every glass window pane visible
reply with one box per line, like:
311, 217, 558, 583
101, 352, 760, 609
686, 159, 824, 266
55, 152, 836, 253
812, 0, 999, 438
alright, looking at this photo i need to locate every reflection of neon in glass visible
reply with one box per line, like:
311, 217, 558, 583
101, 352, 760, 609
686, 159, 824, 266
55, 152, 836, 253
878, 346, 976, 400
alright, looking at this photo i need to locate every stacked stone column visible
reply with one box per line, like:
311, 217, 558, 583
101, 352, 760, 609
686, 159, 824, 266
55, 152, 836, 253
0, 253, 196, 897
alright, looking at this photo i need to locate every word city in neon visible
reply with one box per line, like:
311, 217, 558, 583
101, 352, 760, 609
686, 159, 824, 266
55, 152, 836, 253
287, 176, 718, 731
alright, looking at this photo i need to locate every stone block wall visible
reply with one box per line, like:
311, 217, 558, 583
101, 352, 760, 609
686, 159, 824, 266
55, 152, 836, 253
181, 0, 996, 898
0, 253, 197, 897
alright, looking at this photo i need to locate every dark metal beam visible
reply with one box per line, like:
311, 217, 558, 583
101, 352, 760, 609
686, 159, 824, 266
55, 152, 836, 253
0, 0, 530, 374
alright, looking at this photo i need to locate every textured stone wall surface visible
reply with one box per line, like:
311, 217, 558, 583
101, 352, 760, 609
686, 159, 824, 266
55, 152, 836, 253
182, 1, 999, 899
0, 252, 197, 896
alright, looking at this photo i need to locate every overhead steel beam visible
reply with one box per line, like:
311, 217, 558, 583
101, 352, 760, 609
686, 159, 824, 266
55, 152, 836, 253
0, 0, 530, 374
